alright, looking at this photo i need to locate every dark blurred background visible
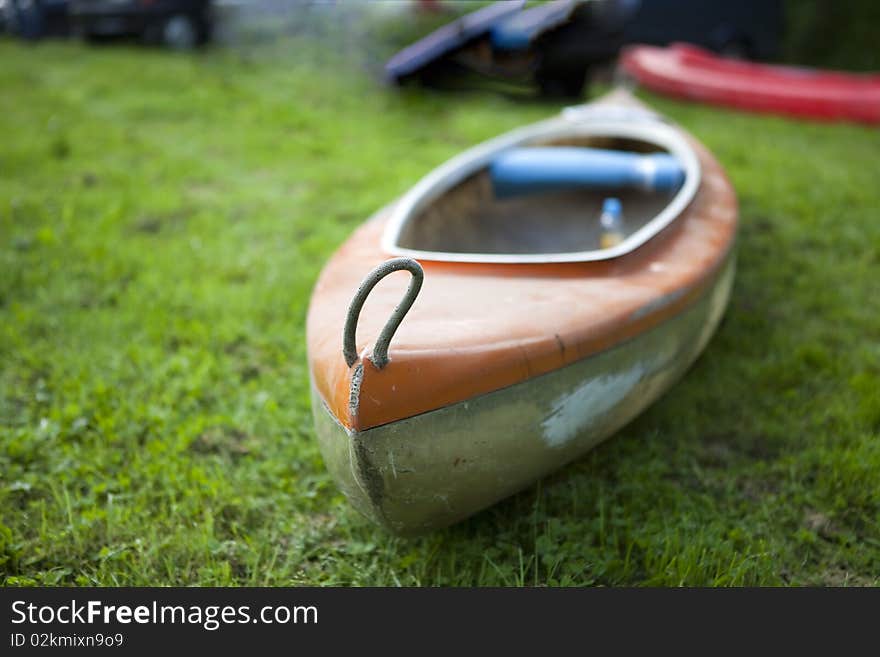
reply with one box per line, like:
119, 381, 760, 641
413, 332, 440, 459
1, 0, 877, 72
784, 0, 880, 71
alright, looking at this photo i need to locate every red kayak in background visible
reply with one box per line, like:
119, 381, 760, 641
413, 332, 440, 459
620, 43, 880, 125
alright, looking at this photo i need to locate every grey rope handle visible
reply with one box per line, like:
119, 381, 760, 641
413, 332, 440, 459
343, 257, 424, 370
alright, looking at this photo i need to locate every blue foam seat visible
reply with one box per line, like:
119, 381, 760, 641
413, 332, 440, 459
490, 147, 685, 198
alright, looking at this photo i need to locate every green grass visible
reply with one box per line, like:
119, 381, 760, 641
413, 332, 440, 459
1, 35, 879, 587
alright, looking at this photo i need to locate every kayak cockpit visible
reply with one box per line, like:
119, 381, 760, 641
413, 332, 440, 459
395, 140, 678, 256
381, 113, 701, 263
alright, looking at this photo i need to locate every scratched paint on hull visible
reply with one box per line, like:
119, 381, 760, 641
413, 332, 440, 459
539, 261, 735, 450
541, 362, 649, 448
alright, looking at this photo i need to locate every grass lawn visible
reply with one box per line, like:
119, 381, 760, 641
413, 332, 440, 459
1, 35, 878, 587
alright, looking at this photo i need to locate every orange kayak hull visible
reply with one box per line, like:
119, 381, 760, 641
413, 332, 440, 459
306, 91, 738, 532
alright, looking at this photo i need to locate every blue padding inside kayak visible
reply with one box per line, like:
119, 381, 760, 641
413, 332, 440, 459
490, 147, 685, 198
490, 0, 581, 51
385, 0, 526, 81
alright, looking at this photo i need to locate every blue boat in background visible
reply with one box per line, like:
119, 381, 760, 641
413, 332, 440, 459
490, 0, 582, 52
384, 0, 783, 98
385, 1, 525, 83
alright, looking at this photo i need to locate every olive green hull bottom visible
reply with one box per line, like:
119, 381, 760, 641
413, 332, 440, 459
312, 254, 736, 535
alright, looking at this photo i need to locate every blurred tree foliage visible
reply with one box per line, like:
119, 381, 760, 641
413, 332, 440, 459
784, 0, 880, 70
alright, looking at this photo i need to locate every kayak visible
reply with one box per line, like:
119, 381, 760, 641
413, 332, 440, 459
306, 89, 738, 534
620, 43, 880, 125
384, 0, 525, 83
490, 0, 583, 51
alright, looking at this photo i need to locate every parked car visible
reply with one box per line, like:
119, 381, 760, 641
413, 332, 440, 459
69, 0, 212, 49
2, 0, 71, 40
